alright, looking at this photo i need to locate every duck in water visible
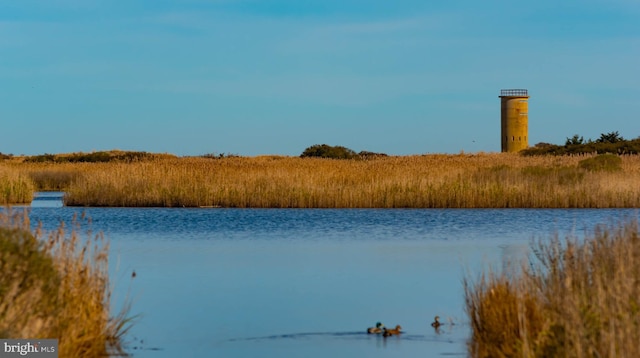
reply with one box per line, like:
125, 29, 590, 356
382, 325, 402, 337
367, 322, 384, 334
431, 316, 442, 328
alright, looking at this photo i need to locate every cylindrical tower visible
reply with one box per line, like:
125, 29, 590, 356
500, 89, 529, 152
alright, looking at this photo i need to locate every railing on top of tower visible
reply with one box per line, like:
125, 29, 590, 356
500, 89, 528, 97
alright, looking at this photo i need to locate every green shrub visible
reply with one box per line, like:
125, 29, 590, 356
578, 154, 622, 172
358, 151, 388, 158
300, 144, 357, 159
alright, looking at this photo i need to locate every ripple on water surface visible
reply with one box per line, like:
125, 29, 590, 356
22, 193, 639, 358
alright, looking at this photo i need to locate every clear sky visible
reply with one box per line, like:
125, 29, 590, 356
1, 0, 639, 156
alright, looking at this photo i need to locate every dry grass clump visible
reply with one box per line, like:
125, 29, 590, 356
465, 219, 640, 357
0, 210, 134, 357
0, 167, 34, 204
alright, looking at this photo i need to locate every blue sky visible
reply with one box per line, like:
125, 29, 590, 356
1, 0, 639, 156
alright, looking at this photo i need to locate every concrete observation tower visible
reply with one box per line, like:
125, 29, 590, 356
499, 89, 529, 152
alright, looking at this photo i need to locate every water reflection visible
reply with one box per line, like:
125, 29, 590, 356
31, 192, 64, 208
22, 193, 639, 358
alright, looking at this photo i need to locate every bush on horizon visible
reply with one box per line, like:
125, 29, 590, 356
578, 153, 622, 172
300, 144, 358, 159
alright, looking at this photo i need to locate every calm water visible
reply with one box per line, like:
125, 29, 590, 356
22, 192, 639, 357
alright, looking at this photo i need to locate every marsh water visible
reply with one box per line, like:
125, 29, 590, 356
25, 192, 638, 357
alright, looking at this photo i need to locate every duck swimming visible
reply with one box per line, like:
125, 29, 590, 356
431, 316, 442, 328
367, 322, 384, 334
382, 325, 402, 337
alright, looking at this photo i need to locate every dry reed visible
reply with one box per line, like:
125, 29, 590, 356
465, 219, 640, 357
65, 153, 640, 208
5, 153, 640, 208
0, 166, 34, 204
0, 209, 134, 357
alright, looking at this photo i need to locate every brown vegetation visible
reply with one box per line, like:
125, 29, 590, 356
0, 166, 34, 204
2, 153, 640, 207
0, 210, 134, 357
465, 219, 640, 357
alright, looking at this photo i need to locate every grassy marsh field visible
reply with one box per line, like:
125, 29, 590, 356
2, 152, 640, 208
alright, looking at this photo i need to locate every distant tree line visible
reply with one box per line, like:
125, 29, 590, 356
521, 131, 640, 156
23, 151, 160, 163
300, 144, 388, 159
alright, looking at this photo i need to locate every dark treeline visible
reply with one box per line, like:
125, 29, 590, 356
522, 131, 640, 156
23, 150, 169, 163
300, 144, 388, 159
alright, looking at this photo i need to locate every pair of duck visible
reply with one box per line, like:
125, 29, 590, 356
367, 316, 441, 336
366, 322, 403, 337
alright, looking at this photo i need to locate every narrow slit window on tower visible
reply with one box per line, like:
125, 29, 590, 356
519, 136, 521, 141
512, 136, 515, 141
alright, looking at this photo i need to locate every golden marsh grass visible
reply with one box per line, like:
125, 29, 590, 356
0, 166, 34, 204
465, 219, 640, 357
0, 210, 134, 357
4, 153, 640, 207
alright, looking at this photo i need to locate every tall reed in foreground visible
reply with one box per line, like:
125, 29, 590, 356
0, 210, 134, 357
465, 219, 640, 357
